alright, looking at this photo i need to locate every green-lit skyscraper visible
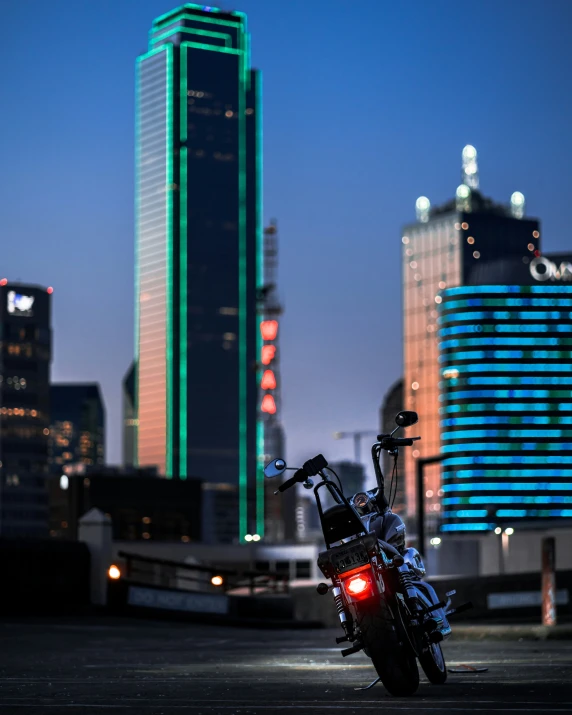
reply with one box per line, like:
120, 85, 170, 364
135, 4, 263, 540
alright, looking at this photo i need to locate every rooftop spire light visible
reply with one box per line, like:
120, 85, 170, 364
510, 191, 526, 219
415, 196, 431, 223
462, 145, 479, 189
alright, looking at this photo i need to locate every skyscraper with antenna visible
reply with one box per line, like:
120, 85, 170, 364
401, 145, 540, 536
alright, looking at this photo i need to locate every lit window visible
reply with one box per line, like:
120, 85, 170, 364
527, 243, 535, 251
225, 110, 233, 118
532, 230, 540, 238
410, 261, 417, 269
435, 296, 442, 304
473, 251, 480, 259
219, 307, 238, 316
245, 108, 254, 115
412, 382, 419, 390
402, 236, 410, 244
438, 281, 447, 289
467, 237, 475, 245
223, 332, 236, 341
461, 222, 469, 230
454, 223, 461, 230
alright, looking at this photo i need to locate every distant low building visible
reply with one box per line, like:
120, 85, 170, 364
49, 384, 105, 474
48, 467, 201, 542
122, 361, 136, 468
329, 461, 366, 498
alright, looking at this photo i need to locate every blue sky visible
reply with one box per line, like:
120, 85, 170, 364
1, 0, 571, 469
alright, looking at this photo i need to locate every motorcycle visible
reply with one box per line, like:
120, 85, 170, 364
264, 410, 472, 696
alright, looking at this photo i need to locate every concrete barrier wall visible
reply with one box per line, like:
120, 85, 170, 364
0, 539, 90, 614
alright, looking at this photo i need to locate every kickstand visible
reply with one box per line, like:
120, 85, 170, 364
354, 676, 381, 691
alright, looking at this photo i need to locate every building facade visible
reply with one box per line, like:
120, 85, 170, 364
49, 384, 105, 473
0, 282, 52, 537
438, 255, 572, 533
402, 147, 540, 532
135, 4, 263, 540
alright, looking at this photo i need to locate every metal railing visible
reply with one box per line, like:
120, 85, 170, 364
117, 551, 290, 595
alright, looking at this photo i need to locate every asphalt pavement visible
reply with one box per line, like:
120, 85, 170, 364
1, 617, 571, 714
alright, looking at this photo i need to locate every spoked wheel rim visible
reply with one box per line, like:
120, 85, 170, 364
429, 643, 445, 671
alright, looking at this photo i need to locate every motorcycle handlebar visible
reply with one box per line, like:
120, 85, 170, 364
379, 436, 421, 448
277, 468, 307, 493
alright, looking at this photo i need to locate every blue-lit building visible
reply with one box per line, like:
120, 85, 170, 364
438, 255, 572, 533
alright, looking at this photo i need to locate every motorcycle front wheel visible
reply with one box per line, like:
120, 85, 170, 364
419, 642, 447, 684
357, 597, 419, 697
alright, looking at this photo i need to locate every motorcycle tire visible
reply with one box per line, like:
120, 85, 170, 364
357, 597, 419, 697
419, 643, 447, 685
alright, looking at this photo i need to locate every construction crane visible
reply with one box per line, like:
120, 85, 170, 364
333, 430, 378, 465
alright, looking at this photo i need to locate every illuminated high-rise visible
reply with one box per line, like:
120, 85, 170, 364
0, 281, 52, 537
135, 4, 262, 540
439, 254, 572, 533
402, 146, 540, 534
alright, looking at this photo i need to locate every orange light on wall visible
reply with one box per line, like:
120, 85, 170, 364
260, 320, 278, 341
260, 370, 276, 390
261, 394, 277, 414
261, 345, 276, 365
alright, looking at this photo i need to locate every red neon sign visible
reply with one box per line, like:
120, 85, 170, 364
260, 320, 278, 341
261, 394, 277, 414
261, 345, 276, 365
261, 370, 276, 390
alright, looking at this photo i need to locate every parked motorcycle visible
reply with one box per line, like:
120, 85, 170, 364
264, 410, 472, 696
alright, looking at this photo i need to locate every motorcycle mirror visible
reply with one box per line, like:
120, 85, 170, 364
303, 478, 314, 489
264, 458, 286, 479
395, 410, 419, 428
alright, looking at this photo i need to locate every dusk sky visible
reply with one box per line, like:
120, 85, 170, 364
2, 0, 572, 471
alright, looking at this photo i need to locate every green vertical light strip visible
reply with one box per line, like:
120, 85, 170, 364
179, 44, 189, 479
165, 42, 174, 478
255, 71, 264, 537
238, 31, 248, 541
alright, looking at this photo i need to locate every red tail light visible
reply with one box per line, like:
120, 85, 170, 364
342, 567, 374, 600
346, 576, 370, 595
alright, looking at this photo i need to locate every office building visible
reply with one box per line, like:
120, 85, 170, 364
49, 384, 105, 473
135, 4, 263, 540
402, 146, 540, 529
438, 253, 572, 533
0, 281, 52, 537
379, 378, 406, 516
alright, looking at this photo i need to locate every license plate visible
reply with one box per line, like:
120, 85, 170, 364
331, 544, 369, 574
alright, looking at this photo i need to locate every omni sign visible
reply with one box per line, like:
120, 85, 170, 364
530, 256, 572, 282
260, 321, 278, 414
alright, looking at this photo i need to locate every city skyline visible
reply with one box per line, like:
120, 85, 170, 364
2, 0, 572, 471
